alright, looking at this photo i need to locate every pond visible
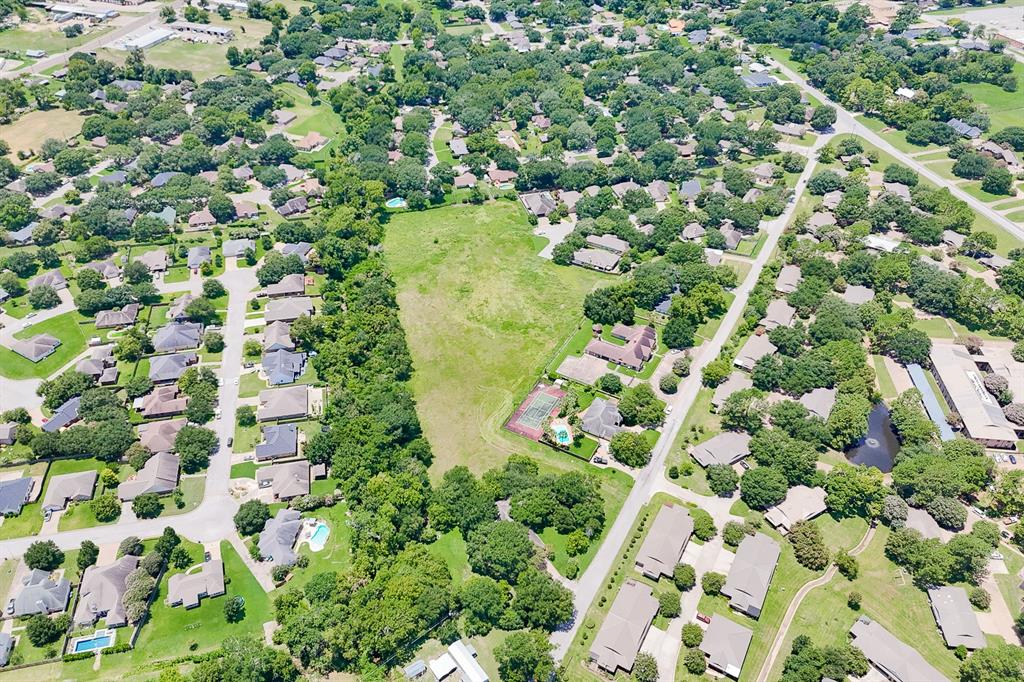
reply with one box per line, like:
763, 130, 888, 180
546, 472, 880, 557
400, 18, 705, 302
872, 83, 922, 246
846, 404, 900, 472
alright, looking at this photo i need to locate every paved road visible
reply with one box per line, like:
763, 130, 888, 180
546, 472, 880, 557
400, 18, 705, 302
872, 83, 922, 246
0, 267, 254, 559
754, 525, 876, 682
766, 56, 1024, 244
550, 133, 830, 660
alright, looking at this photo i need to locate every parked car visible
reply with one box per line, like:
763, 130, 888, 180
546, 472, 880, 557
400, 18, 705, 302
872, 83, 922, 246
204, 551, 212, 562
696, 613, 711, 624
592, 456, 608, 465
43, 509, 51, 522
1011, 455, 1018, 465
6, 599, 13, 615
226, 437, 233, 447
1001, 530, 1011, 539
972, 506, 985, 517
991, 551, 1004, 561
740, 460, 750, 470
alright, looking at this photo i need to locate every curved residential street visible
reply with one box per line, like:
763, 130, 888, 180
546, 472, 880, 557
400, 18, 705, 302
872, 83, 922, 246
550, 132, 831, 660
0, 266, 255, 560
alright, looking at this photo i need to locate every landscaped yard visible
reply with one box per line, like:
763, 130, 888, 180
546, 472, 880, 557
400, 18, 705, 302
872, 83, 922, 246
0, 312, 93, 380
128, 541, 271, 665
384, 199, 614, 476
762, 525, 962, 681
283, 502, 353, 592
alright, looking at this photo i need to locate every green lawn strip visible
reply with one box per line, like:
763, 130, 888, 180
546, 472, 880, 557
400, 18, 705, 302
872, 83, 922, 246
0, 311, 92, 380
0, 559, 17, 609
127, 540, 270, 665
1009, 210, 1024, 223
872, 354, 898, 401
960, 182, 1015, 204
230, 461, 257, 480
281, 502, 352, 593
971, 211, 1024, 257
156, 476, 205, 518
239, 372, 267, 398
960, 63, 1024, 133
383, 200, 613, 477
913, 316, 954, 339
433, 122, 456, 166
162, 267, 190, 284
764, 525, 961, 681
561, 492, 687, 682
857, 115, 936, 155
995, 545, 1023, 619
665, 387, 718, 496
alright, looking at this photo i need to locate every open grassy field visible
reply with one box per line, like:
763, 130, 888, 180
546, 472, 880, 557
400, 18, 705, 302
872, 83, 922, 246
961, 62, 1024, 133
384, 200, 613, 476
763, 525, 962, 681
0, 19, 113, 55
1, 109, 84, 161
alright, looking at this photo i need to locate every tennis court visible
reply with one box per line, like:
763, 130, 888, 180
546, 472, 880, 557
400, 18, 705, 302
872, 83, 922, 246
505, 383, 565, 441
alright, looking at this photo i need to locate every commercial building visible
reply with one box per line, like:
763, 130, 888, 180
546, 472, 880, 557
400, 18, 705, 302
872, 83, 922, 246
928, 586, 986, 650
929, 343, 1018, 448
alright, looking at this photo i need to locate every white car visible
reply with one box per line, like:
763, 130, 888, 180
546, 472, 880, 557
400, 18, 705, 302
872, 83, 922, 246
991, 551, 1004, 561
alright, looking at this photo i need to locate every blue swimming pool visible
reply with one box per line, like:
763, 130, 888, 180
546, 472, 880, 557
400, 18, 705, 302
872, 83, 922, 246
554, 426, 571, 446
73, 632, 113, 653
309, 522, 331, 552
385, 197, 407, 209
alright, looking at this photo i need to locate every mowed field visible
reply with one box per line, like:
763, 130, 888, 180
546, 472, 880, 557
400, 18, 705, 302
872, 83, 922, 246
1, 109, 84, 160
384, 200, 613, 476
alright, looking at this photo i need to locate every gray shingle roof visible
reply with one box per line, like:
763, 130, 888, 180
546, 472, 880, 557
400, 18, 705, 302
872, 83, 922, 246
117, 451, 180, 500
928, 586, 985, 649
722, 532, 780, 618
0, 478, 33, 516
258, 508, 303, 566
149, 352, 197, 383
580, 397, 624, 441
589, 579, 659, 673
75, 556, 139, 627
255, 423, 298, 461
42, 471, 97, 512
43, 396, 80, 432
166, 560, 225, 608
700, 614, 752, 678
850, 616, 949, 682
13, 569, 71, 617
635, 504, 693, 580
152, 322, 202, 352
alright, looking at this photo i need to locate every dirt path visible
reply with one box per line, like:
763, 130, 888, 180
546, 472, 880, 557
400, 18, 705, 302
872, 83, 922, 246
754, 525, 877, 682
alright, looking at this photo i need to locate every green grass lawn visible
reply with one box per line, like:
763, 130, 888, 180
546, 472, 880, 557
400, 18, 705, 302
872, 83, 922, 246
0, 311, 92, 380
230, 461, 256, 480
665, 387, 718, 496
384, 200, 614, 477
960, 62, 1024, 133
233, 423, 261, 453
433, 121, 456, 166
960, 182, 1017, 204
858, 115, 937, 155
872, 354, 898, 401
128, 541, 271, 665
156, 476, 205, 518
426, 529, 472, 586
162, 267, 190, 284
995, 545, 1023, 619
282, 502, 352, 593
238, 372, 266, 398
763, 525, 961, 681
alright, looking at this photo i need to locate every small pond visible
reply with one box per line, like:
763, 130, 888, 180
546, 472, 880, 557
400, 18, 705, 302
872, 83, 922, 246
846, 404, 900, 472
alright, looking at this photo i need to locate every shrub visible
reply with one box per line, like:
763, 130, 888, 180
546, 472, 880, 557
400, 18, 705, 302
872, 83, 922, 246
659, 373, 679, 394
673, 563, 696, 591
668, 465, 679, 479
118, 536, 143, 557
1005, 403, 1024, 426
633, 652, 658, 682
271, 565, 289, 583
673, 355, 691, 377
848, 591, 862, 609
681, 623, 704, 648
969, 586, 991, 610
834, 550, 859, 580
701, 571, 726, 596
722, 521, 753, 548
224, 595, 246, 622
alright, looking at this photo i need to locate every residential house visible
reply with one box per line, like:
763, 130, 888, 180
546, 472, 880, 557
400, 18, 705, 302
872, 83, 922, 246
223, 238, 255, 259
43, 396, 80, 433
75, 556, 140, 627
585, 324, 657, 372
28, 269, 67, 290
690, 431, 752, 467
265, 273, 305, 298
188, 208, 216, 230
257, 385, 309, 422
137, 418, 187, 454
722, 533, 780, 618
262, 349, 306, 385
635, 504, 693, 580
263, 321, 295, 352
800, 387, 837, 420
280, 242, 313, 263
153, 322, 203, 352
278, 197, 309, 217
734, 334, 777, 371
117, 451, 180, 500
255, 423, 299, 461
849, 616, 949, 682
521, 192, 557, 217
149, 352, 198, 383
41, 471, 97, 512
700, 614, 753, 679
0, 478, 33, 516
13, 570, 71, 617
258, 508, 303, 566
586, 234, 630, 254
187, 246, 211, 270
712, 372, 754, 409
95, 303, 140, 329
137, 385, 189, 419
764, 485, 828, 533
136, 249, 168, 273
774, 264, 801, 293
12, 334, 61, 363
265, 297, 313, 323
588, 580, 659, 673
580, 398, 624, 440
257, 461, 311, 500
166, 560, 225, 608
928, 586, 985, 650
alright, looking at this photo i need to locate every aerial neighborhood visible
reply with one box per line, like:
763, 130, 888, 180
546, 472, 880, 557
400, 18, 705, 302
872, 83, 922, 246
0, 0, 1023, 680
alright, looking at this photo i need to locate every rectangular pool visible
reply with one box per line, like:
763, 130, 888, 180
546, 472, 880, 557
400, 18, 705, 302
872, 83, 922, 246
73, 634, 112, 653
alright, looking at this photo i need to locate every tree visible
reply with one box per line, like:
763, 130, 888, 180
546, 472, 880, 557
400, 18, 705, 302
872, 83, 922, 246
681, 622, 704, 648
467, 520, 534, 581
927, 496, 967, 530
170, 545, 192, 569
28, 285, 60, 309
24, 540, 63, 571
203, 278, 226, 299
224, 596, 246, 623
959, 643, 1024, 682
740, 466, 788, 510
618, 384, 665, 426
673, 563, 696, 591
204, 331, 225, 353
609, 431, 652, 468
117, 536, 143, 558
969, 586, 991, 610
460, 576, 506, 636
428, 466, 496, 536
596, 373, 623, 394
596, 643, 649, 682
683, 648, 706, 675
810, 105, 836, 131
788, 520, 830, 570
78, 540, 99, 573
175, 425, 217, 473
512, 567, 574, 630
702, 571, 726, 595
235, 500, 270, 535
658, 590, 680, 618
835, 550, 859, 579
981, 167, 1013, 195
659, 373, 679, 394
25, 614, 63, 647
131, 492, 162, 518
91, 493, 120, 522
826, 464, 885, 517
154, 526, 181, 559
707, 464, 739, 496
237, 404, 256, 426
495, 630, 557, 682
692, 507, 717, 541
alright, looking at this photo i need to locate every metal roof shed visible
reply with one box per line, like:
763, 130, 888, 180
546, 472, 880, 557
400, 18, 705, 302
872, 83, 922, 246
448, 640, 488, 682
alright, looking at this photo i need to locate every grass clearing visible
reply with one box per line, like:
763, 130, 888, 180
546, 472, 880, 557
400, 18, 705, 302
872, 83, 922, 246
960, 62, 1024, 133
764, 525, 961, 680
1, 109, 84, 162
384, 200, 613, 476
0, 311, 92, 380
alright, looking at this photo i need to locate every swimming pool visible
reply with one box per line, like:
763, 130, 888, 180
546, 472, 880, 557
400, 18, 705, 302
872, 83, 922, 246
72, 630, 114, 653
308, 522, 330, 552
554, 426, 571, 446
385, 197, 407, 209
